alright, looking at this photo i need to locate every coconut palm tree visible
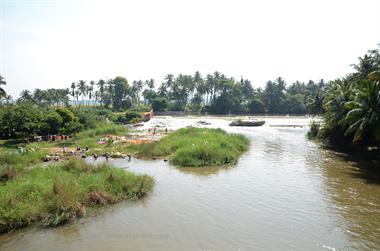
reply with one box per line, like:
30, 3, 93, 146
323, 79, 353, 130
131, 80, 144, 103
97, 79, 106, 106
18, 90, 33, 103
148, 79, 155, 89
70, 82, 76, 105
0, 75, 7, 99
350, 54, 377, 81
88, 80, 95, 106
77, 80, 87, 106
344, 80, 380, 143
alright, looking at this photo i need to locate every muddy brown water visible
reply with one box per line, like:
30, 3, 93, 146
1, 117, 380, 251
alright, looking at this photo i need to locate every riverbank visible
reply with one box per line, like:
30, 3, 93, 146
0, 158, 153, 233
1, 122, 250, 168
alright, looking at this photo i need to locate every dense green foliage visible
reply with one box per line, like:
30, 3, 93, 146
135, 127, 249, 167
66, 74, 326, 114
0, 159, 153, 233
0, 104, 118, 140
116, 111, 143, 124
1, 72, 324, 115
313, 46, 380, 146
0, 104, 84, 139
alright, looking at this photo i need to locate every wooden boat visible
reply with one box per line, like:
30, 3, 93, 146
229, 120, 265, 127
196, 120, 211, 125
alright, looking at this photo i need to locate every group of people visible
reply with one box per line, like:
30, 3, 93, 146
147, 127, 168, 136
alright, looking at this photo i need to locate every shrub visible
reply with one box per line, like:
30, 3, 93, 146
307, 120, 321, 139
125, 111, 142, 122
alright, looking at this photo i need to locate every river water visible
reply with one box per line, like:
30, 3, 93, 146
1, 116, 380, 251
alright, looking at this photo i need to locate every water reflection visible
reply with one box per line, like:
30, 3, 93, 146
175, 165, 232, 176
317, 147, 380, 250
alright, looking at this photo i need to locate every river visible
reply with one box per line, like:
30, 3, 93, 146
1, 116, 379, 250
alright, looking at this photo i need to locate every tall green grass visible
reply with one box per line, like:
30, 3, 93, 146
45, 123, 129, 149
0, 147, 47, 181
0, 158, 153, 233
136, 127, 249, 167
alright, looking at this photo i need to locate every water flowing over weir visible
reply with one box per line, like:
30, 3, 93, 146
1, 116, 380, 250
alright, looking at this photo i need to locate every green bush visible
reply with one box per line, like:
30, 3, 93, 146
125, 111, 142, 123
128, 104, 151, 112
307, 120, 321, 139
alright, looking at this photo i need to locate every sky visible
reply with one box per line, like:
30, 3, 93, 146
0, 0, 379, 98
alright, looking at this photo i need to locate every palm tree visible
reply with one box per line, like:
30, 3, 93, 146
0, 75, 7, 99
18, 90, 33, 103
5, 95, 12, 106
344, 80, 380, 143
97, 79, 106, 106
70, 82, 76, 105
147, 79, 155, 89
104, 80, 114, 108
350, 54, 377, 81
89, 80, 95, 106
77, 80, 87, 106
131, 80, 144, 103
33, 89, 46, 105
164, 74, 174, 88
323, 79, 353, 130
205, 74, 214, 104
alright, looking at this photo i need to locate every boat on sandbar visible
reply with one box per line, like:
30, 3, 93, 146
229, 119, 265, 127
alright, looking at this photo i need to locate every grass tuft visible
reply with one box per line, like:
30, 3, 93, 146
0, 158, 153, 233
135, 127, 249, 167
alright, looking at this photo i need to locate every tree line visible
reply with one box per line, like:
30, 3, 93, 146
69, 74, 325, 114
312, 46, 380, 146
4, 73, 325, 115
1, 45, 379, 144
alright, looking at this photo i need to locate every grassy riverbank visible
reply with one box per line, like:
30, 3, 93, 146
0, 123, 130, 159
0, 124, 250, 168
0, 159, 153, 233
133, 127, 249, 167
32, 123, 129, 151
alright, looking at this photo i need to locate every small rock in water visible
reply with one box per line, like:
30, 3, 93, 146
152, 157, 157, 160
164, 159, 168, 162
